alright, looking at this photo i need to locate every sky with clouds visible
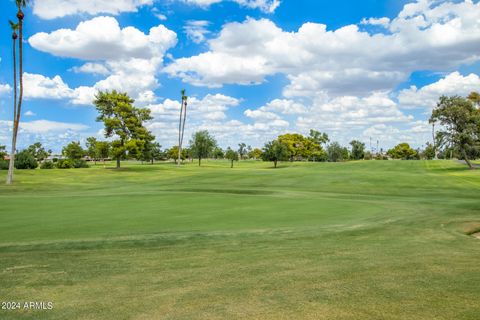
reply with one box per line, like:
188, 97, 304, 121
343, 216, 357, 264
0, 0, 479, 152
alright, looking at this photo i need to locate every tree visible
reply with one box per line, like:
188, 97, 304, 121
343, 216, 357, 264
86, 137, 98, 164
349, 140, 365, 160
6, 0, 30, 184
387, 143, 418, 160
467, 91, 480, 107
309, 130, 329, 145
212, 147, 224, 159
430, 95, 480, 169
96, 141, 110, 165
190, 130, 216, 166
27, 142, 50, 162
422, 142, 436, 160
238, 143, 247, 160
248, 148, 263, 160
62, 141, 85, 160
14, 149, 37, 169
327, 142, 349, 162
94, 90, 154, 168
141, 141, 162, 164
178, 89, 188, 166
262, 140, 289, 168
225, 148, 239, 168
0, 145, 6, 159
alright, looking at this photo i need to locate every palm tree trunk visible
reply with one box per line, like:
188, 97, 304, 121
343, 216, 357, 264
231, 160, 233, 168
180, 103, 187, 156
177, 99, 184, 166
6, 35, 18, 185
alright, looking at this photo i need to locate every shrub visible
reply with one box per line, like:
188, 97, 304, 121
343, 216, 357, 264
0, 160, 9, 170
14, 150, 38, 169
40, 161, 55, 169
73, 159, 89, 168
56, 159, 74, 169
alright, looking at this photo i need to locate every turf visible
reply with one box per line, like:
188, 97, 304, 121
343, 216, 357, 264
0, 160, 479, 319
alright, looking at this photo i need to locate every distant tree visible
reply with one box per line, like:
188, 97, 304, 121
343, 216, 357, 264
213, 147, 224, 159
225, 147, 239, 168
94, 90, 154, 168
141, 141, 162, 164
422, 143, 436, 160
62, 141, 85, 160
387, 143, 418, 160
86, 137, 98, 164
262, 140, 289, 168
238, 143, 247, 160
0, 145, 6, 159
26, 142, 51, 162
349, 140, 365, 160
327, 142, 349, 162
14, 149, 37, 169
467, 91, 480, 107
309, 130, 329, 145
430, 95, 480, 169
248, 148, 263, 160
96, 141, 110, 165
167, 146, 186, 163
190, 131, 217, 166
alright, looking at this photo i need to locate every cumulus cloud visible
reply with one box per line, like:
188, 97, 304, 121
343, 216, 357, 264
24, 111, 36, 117
398, 72, 480, 110
28, 16, 177, 105
183, 0, 280, 13
184, 20, 211, 44
0, 84, 12, 96
32, 0, 153, 20
165, 0, 480, 97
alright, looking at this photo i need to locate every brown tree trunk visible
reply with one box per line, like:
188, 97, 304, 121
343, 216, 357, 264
274, 160, 277, 168
231, 160, 233, 168
198, 157, 201, 166
6, 28, 19, 185
116, 158, 120, 169
462, 150, 474, 170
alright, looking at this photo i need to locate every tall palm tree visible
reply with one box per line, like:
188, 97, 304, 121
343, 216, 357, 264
177, 89, 187, 166
7, 0, 29, 185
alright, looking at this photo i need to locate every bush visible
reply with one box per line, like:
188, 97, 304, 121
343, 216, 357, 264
14, 150, 38, 169
0, 160, 9, 170
56, 159, 74, 169
40, 161, 55, 169
73, 159, 89, 168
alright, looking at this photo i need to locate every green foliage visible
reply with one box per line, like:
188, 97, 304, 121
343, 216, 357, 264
238, 143, 247, 160
190, 130, 217, 166
167, 146, 186, 162
387, 143, 419, 160
0, 145, 7, 159
73, 159, 89, 168
96, 141, 111, 161
213, 147, 224, 159
94, 90, 154, 167
349, 140, 365, 160
62, 141, 85, 160
86, 137, 98, 161
248, 148, 263, 160
225, 147, 239, 168
40, 161, 55, 169
140, 141, 162, 164
278, 133, 326, 161
327, 142, 349, 162
14, 150, 38, 169
56, 159, 74, 169
262, 140, 289, 168
430, 95, 480, 168
422, 143, 436, 160
309, 130, 329, 145
0, 160, 9, 170
27, 142, 51, 161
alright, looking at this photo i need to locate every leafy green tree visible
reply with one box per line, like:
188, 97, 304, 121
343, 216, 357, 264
349, 140, 365, 160
238, 143, 247, 160
213, 147, 224, 159
141, 141, 162, 164
86, 137, 98, 164
14, 149, 37, 169
248, 148, 263, 159
62, 141, 85, 160
430, 95, 480, 169
387, 143, 419, 160
0, 145, 7, 159
225, 147, 239, 168
26, 142, 51, 162
262, 140, 289, 168
327, 142, 349, 162
167, 146, 186, 163
190, 131, 216, 166
422, 143, 436, 160
467, 91, 480, 107
309, 130, 329, 145
94, 90, 154, 168
96, 141, 111, 165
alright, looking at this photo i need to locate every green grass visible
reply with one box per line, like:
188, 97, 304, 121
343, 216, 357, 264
0, 160, 479, 319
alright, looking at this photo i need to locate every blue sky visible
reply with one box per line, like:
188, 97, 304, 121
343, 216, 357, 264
0, 0, 479, 152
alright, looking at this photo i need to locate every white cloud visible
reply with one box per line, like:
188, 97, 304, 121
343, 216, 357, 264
360, 17, 390, 27
24, 73, 73, 100
183, 0, 280, 13
0, 84, 12, 96
184, 20, 211, 44
165, 0, 480, 97
28, 17, 177, 105
32, 0, 153, 20
398, 72, 480, 110
24, 111, 36, 117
